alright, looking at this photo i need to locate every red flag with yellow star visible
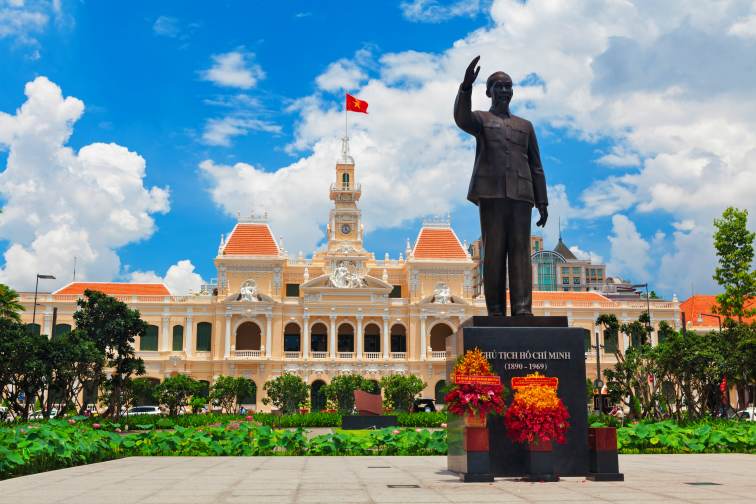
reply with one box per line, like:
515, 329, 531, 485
346, 93, 368, 114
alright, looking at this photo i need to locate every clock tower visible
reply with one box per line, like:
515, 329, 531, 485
327, 137, 364, 251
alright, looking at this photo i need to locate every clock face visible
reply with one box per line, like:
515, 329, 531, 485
341, 223, 352, 235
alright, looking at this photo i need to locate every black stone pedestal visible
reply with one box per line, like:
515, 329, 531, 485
341, 415, 397, 430
447, 414, 494, 482
447, 316, 590, 478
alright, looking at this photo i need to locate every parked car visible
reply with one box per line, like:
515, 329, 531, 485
411, 399, 436, 413
29, 408, 58, 420
125, 405, 162, 416
737, 407, 755, 421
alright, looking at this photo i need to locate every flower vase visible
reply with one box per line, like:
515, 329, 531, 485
463, 414, 487, 428
525, 438, 559, 482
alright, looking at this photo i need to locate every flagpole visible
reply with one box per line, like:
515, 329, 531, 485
345, 97, 348, 141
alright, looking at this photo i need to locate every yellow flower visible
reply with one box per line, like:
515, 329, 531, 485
454, 348, 494, 376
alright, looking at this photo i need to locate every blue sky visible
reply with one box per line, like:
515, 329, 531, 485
1, 0, 755, 297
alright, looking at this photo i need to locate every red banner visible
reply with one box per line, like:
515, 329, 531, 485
453, 374, 501, 386
511, 376, 559, 389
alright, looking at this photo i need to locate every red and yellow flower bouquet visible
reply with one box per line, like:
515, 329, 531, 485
503, 373, 570, 445
445, 348, 506, 420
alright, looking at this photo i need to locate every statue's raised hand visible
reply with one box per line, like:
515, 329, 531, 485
462, 55, 480, 89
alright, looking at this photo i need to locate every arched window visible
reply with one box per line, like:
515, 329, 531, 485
364, 323, 381, 353
236, 321, 261, 350
435, 380, 447, 404
53, 323, 72, 339
430, 324, 452, 351
196, 322, 212, 352
311, 380, 327, 411
172, 325, 183, 351
284, 322, 301, 352
311, 322, 328, 352
342, 172, 350, 189
25, 323, 41, 337
338, 323, 354, 352
238, 380, 257, 406
390, 324, 407, 353
140, 325, 158, 351
604, 331, 618, 353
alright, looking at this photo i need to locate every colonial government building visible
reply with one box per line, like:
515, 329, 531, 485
17, 143, 680, 410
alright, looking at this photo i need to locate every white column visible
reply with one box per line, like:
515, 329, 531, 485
43, 313, 52, 338
224, 313, 232, 359
160, 316, 170, 352
265, 314, 272, 358
302, 314, 310, 359
420, 315, 427, 360
356, 314, 363, 360
329, 314, 337, 358
382, 316, 390, 359
185, 314, 193, 357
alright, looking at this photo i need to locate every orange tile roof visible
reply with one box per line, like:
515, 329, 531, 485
532, 291, 610, 302
680, 295, 755, 327
223, 223, 280, 256
413, 227, 467, 260
55, 282, 170, 296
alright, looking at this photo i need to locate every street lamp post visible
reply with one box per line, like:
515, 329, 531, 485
698, 312, 722, 332
590, 327, 605, 413
31, 274, 56, 328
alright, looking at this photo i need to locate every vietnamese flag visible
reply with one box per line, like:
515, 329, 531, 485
346, 93, 368, 114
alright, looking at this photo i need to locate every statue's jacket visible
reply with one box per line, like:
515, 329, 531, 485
454, 85, 548, 208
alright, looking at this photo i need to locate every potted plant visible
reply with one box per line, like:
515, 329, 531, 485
503, 373, 570, 482
445, 348, 506, 427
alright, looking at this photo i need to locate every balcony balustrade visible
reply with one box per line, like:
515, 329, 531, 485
284, 351, 301, 359
390, 352, 407, 359
429, 351, 446, 359
363, 352, 381, 360
234, 350, 261, 359
311, 351, 328, 359
337, 352, 355, 359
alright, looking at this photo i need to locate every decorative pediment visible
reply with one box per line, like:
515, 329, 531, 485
301, 273, 392, 292
418, 283, 469, 306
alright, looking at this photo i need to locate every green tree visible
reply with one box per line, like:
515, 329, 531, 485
596, 313, 620, 353
0, 284, 24, 323
262, 373, 308, 414
0, 318, 49, 419
155, 374, 201, 415
73, 290, 147, 418
39, 329, 101, 418
210, 376, 257, 413
322, 373, 376, 414
379, 374, 426, 412
713, 207, 756, 323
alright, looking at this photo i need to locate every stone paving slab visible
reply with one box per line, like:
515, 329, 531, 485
1, 454, 754, 503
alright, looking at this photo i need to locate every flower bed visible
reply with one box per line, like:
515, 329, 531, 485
611, 420, 756, 454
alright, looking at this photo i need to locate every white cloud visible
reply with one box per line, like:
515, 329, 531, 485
316, 60, 367, 92
130, 259, 205, 295
202, 116, 281, 147
153, 15, 180, 37
201, 49, 265, 89
569, 245, 603, 265
0, 77, 170, 291
400, 0, 483, 23
201, 0, 756, 295
606, 215, 650, 281
0, 0, 49, 45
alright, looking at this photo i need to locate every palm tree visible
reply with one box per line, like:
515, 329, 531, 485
0, 283, 24, 323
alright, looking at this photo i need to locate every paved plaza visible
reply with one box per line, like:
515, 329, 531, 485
1, 454, 754, 503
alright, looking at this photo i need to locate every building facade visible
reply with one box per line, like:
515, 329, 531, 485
16, 142, 681, 410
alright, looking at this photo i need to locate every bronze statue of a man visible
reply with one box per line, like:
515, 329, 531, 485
454, 56, 549, 317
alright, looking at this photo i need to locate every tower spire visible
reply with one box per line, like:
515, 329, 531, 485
340, 136, 354, 165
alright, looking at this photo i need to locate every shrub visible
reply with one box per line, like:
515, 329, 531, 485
262, 373, 308, 414
253, 412, 341, 428
155, 375, 202, 415
380, 374, 426, 412
396, 412, 447, 427
321, 374, 376, 414
210, 376, 257, 414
